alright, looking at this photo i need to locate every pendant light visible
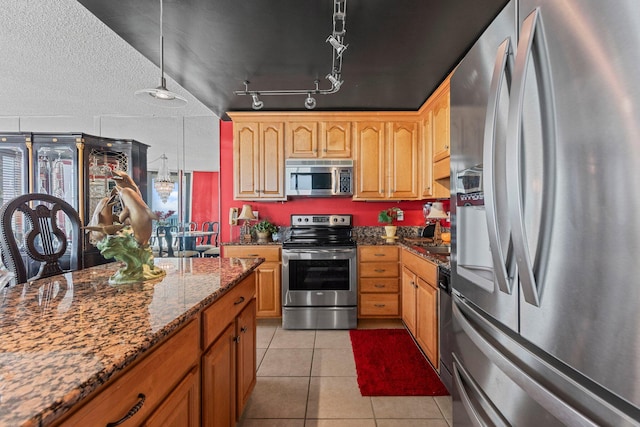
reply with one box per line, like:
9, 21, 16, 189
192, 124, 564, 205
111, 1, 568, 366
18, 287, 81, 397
154, 154, 174, 203
134, 0, 187, 108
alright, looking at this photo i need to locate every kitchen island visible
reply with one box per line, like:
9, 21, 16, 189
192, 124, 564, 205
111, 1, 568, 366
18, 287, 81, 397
0, 256, 262, 426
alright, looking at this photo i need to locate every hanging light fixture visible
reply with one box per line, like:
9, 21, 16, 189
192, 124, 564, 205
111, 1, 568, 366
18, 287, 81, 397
154, 154, 174, 203
134, 0, 187, 108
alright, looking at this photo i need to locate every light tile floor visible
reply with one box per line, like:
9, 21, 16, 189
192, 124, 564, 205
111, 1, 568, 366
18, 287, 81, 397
239, 319, 453, 427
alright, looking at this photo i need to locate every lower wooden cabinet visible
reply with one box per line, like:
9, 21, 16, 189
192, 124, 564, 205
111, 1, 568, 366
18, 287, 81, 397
55, 273, 257, 427
358, 245, 400, 318
224, 245, 282, 318
401, 249, 439, 368
202, 298, 256, 427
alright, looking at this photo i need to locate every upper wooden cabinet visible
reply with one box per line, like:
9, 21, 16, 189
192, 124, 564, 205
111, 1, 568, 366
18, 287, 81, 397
233, 121, 286, 201
420, 110, 434, 198
431, 77, 451, 162
353, 120, 419, 200
286, 120, 352, 158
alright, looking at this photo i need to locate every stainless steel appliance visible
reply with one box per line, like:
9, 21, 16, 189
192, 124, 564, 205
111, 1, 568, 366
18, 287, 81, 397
282, 214, 357, 329
438, 266, 453, 394
285, 159, 353, 197
451, 1, 640, 425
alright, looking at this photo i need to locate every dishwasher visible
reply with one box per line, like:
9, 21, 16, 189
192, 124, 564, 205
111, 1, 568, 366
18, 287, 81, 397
438, 266, 453, 394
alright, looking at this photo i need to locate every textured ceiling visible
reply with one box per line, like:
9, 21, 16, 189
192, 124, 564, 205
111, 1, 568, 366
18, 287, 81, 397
77, 0, 508, 120
0, 0, 213, 119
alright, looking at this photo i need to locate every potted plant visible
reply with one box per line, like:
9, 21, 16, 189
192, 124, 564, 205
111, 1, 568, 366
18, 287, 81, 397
252, 220, 278, 243
378, 207, 401, 239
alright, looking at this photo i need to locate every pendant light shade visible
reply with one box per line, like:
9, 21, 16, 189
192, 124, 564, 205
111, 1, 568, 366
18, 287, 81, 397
135, 0, 187, 108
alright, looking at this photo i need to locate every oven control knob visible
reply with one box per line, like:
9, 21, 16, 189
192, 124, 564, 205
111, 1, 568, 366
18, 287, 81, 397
304, 218, 309, 222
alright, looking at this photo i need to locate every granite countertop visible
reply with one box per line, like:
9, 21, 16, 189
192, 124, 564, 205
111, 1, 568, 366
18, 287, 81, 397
222, 241, 282, 246
354, 236, 451, 271
0, 257, 263, 427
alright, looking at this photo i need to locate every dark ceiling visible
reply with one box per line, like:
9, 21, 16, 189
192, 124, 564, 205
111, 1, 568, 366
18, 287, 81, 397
77, 0, 508, 120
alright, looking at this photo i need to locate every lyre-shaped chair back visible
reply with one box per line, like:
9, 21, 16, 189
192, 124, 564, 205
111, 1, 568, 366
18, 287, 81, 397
0, 194, 83, 285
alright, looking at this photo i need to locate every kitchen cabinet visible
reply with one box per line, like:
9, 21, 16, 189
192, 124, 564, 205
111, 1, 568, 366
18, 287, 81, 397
286, 120, 352, 158
224, 245, 282, 318
232, 120, 286, 201
420, 110, 434, 198
401, 248, 439, 368
201, 273, 256, 426
431, 78, 451, 162
57, 320, 200, 427
432, 157, 451, 199
353, 120, 419, 200
358, 245, 400, 318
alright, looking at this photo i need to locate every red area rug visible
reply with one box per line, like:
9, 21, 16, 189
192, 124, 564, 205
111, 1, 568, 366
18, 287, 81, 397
349, 328, 449, 396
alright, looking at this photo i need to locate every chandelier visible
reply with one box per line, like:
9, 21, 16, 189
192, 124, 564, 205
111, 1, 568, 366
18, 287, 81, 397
154, 153, 174, 203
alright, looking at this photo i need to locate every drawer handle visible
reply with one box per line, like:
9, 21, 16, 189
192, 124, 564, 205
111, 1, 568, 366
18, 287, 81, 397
374, 269, 386, 273
234, 296, 246, 305
374, 304, 386, 308
247, 254, 259, 257
374, 284, 386, 288
374, 253, 386, 257
241, 326, 248, 333
106, 393, 146, 427
234, 335, 241, 343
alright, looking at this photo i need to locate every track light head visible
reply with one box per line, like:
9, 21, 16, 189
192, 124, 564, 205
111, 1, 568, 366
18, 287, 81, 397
304, 94, 317, 110
251, 94, 264, 110
326, 35, 348, 57
326, 74, 343, 90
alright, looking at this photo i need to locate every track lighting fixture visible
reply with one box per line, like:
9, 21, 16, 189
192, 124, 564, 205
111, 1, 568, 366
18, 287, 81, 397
135, 0, 187, 108
326, 35, 347, 57
305, 94, 317, 110
234, 0, 348, 110
252, 94, 264, 110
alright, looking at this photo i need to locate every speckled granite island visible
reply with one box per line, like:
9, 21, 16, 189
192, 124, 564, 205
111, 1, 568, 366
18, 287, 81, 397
0, 257, 263, 427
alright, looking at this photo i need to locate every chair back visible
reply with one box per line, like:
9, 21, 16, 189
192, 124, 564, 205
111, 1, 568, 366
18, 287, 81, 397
156, 225, 176, 257
198, 221, 220, 246
0, 194, 83, 285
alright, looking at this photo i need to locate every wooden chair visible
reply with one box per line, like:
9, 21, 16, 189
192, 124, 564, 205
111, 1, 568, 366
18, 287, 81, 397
0, 194, 83, 286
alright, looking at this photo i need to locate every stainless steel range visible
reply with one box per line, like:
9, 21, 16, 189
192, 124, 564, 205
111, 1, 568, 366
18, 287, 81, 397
282, 214, 357, 330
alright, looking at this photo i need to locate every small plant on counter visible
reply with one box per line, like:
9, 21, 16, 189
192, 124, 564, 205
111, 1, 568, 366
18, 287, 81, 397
252, 220, 278, 234
378, 207, 401, 225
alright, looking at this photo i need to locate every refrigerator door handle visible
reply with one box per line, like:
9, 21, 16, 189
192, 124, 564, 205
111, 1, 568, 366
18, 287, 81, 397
453, 354, 510, 427
483, 37, 514, 295
453, 295, 600, 427
506, 8, 557, 307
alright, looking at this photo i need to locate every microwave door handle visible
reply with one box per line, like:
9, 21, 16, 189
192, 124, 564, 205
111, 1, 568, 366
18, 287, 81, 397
483, 37, 514, 295
332, 169, 338, 194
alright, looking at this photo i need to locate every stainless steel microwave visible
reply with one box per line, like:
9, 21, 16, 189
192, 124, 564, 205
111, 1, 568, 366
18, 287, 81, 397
285, 159, 353, 197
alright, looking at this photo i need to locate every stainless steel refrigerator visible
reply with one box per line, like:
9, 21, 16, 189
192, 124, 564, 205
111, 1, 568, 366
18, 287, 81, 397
450, 1, 640, 425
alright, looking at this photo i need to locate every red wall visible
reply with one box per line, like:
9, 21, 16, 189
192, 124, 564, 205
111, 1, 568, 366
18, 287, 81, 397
219, 120, 450, 243
191, 171, 219, 228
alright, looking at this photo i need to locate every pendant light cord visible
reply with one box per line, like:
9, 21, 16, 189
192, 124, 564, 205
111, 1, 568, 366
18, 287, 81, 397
159, 0, 165, 83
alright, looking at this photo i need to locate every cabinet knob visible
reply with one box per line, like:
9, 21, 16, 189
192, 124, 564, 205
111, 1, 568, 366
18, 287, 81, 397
234, 335, 241, 343
445, 144, 449, 149
241, 326, 248, 333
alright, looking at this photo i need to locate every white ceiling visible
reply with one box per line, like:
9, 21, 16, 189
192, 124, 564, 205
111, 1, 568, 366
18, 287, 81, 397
0, 0, 214, 119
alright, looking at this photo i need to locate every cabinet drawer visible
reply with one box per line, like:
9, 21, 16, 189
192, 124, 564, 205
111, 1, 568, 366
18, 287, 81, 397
359, 245, 399, 262
202, 273, 256, 348
60, 320, 199, 427
402, 249, 438, 287
360, 294, 400, 316
224, 245, 281, 262
359, 277, 399, 293
359, 261, 399, 278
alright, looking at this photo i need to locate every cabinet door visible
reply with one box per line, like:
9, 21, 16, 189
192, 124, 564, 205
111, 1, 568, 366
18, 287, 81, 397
421, 111, 434, 198
416, 277, 438, 368
353, 121, 386, 199
432, 84, 450, 162
202, 323, 236, 427
256, 261, 281, 317
320, 121, 352, 158
401, 267, 417, 334
286, 121, 318, 158
259, 122, 285, 199
388, 121, 419, 199
234, 123, 261, 199
236, 299, 257, 419
143, 367, 200, 427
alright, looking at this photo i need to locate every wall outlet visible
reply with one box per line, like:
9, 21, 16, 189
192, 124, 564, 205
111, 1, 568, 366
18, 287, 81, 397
396, 209, 404, 221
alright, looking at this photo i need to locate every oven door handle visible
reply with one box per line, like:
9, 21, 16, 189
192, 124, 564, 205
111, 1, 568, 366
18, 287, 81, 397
283, 248, 355, 255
